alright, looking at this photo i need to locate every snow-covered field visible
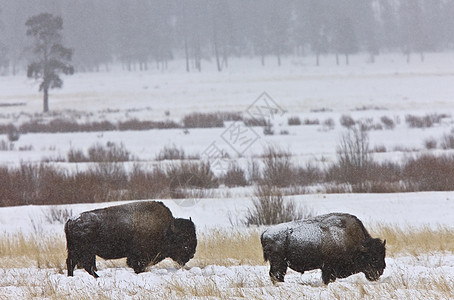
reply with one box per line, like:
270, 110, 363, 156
1, 53, 454, 299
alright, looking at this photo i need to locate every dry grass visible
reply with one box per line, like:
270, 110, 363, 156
4, 270, 451, 300
0, 234, 66, 271
0, 225, 453, 299
0, 225, 452, 269
371, 224, 454, 256
191, 229, 264, 267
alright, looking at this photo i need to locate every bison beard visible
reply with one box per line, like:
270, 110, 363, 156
64, 201, 197, 277
260, 213, 386, 284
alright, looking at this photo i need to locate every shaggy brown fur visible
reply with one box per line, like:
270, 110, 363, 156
65, 201, 197, 277
261, 213, 386, 284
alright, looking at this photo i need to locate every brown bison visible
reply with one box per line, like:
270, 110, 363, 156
260, 213, 386, 284
64, 201, 197, 277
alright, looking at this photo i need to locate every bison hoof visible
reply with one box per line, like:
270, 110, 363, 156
270, 273, 285, 284
364, 272, 380, 281
133, 264, 147, 274
321, 273, 336, 285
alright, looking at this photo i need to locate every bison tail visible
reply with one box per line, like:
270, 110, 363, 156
263, 249, 270, 262
64, 219, 74, 251
260, 232, 270, 262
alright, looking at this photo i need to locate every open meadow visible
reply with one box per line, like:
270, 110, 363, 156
1, 53, 454, 299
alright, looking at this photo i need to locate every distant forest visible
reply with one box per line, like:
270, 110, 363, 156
1, 0, 454, 74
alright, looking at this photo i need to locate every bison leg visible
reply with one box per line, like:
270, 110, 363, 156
127, 256, 148, 274
268, 257, 288, 283
66, 257, 76, 276
321, 267, 336, 284
82, 255, 99, 278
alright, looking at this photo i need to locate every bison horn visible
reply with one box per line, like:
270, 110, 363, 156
383, 239, 386, 246
189, 217, 192, 222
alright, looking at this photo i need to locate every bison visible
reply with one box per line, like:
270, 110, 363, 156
260, 213, 386, 284
64, 201, 197, 277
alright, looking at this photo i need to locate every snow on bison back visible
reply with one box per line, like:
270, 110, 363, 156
64, 201, 197, 277
260, 213, 386, 284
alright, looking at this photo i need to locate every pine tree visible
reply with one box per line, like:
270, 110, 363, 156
25, 13, 74, 112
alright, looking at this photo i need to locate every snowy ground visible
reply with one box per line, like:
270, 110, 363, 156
0, 193, 453, 299
1, 53, 454, 299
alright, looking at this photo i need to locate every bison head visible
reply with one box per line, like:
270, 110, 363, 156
166, 218, 197, 266
360, 238, 386, 281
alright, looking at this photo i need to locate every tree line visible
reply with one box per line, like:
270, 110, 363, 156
1, 0, 454, 74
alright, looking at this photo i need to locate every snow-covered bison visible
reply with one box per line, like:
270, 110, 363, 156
64, 201, 197, 277
260, 213, 386, 284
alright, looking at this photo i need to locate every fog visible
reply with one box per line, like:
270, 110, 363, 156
1, 0, 453, 74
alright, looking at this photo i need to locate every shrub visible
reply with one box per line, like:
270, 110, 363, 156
354, 105, 385, 111
280, 129, 289, 135
405, 113, 448, 128
358, 118, 383, 131
183, 113, 224, 128
424, 138, 437, 150
222, 164, 248, 187
7, 125, 20, 142
380, 116, 395, 130
261, 146, 295, 187
287, 116, 301, 126
67, 148, 88, 162
310, 107, 332, 112
373, 145, 387, 153
13, 118, 184, 134
334, 125, 372, 191
44, 206, 73, 224
440, 134, 454, 149
263, 123, 274, 135
217, 111, 243, 121
125, 166, 171, 199
303, 118, 320, 125
243, 185, 312, 226
87, 142, 131, 162
19, 119, 117, 133
0, 161, 223, 207
118, 119, 180, 130
0, 140, 14, 151
156, 144, 186, 161
247, 159, 261, 183
294, 163, 325, 186
322, 118, 335, 130
166, 161, 218, 189
403, 154, 454, 191
243, 118, 268, 127
340, 115, 355, 128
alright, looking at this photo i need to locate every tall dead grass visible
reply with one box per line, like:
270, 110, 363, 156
191, 229, 263, 267
371, 224, 454, 256
0, 234, 66, 271
0, 224, 451, 271
0, 225, 453, 299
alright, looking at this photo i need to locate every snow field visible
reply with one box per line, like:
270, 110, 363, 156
1, 53, 454, 298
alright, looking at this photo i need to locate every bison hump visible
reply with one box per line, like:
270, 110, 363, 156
132, 201, 175, 246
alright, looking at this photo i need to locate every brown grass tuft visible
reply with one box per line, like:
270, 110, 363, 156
370, 224, 454, 256
191, 229, 264, 267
